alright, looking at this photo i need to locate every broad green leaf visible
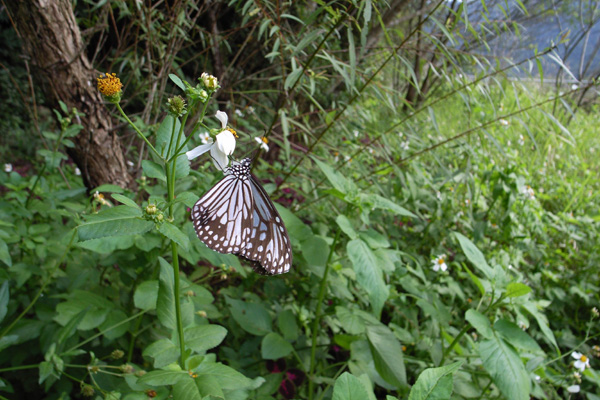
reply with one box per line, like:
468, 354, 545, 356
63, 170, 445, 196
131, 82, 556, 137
78, 206, 154, 241
465, 310, 493, 339
332, 372, 371, 400
336, 215, 358, 239
144, 338, 180, 368
38, 361, 54, 384
159, 222, 190, 250
494, 319, 543, 354
93, 184, 124, 194
277, 309, 299, 341
0, 335, 18, 353
301, 235, 329, 267
347, 239, 388, 317
522, 302, 558, 349
0, 239, 11, 267
365, 323, 407, 388
169, 74, 185, 91
185, 325, 228, 353
453, 232, 493, 279
194, 375, 224, 398
137, 370, 188, 386
336, 306, 366, 335
505, 282, 531, 298
226, 297, 272, 336
111, 193, 139, 209
478, 334, 530, 400
157, 257, 176, 330
54, 291, 113, 331
195, 362, 254, 390
461, 264, 485, 295
142, 160, 167, 181
0, 281, 8, 323
98, 309, 130, 340
408, 361, 463, 400
173, 376, 202, 400
134, 281, 159, 311
261, 332, 293, 360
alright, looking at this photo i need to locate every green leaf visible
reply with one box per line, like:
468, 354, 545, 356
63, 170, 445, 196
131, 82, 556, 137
226, 297, 272, 336
336, 215, 358, 239
358, 194, 417, 218
408, 361, 463, 400
98, 309, 130, 340
194, 375, 224, 398
78, 206, 154, 240
157, 257, 176, 330
261, 332, 293, 360
54, 291, 113, 332
453, 232, 493, 279
478, 334, 530, 400
347, 239, 389, 317
461, 264, 485, 295
0, 281, 9, 323
155, 115, 190, 179
169, 74, 185, 91
365, 323, 407, 388
137, 370, 188, 386
312, 156, 355, 195
332, 372, 371, 400
39, 361, 54, 385
505, 282, 531, 298
143, 338, 180, 368
173, 376, 203, 400
142, 160, 167, 181
159, 222, 190, 250
93, 184, 125, 194
0, 335, 18, 353
134, 280, 159, 310
465, 310, 493, 339
185, 325, 228, 353
195, 362, 255, 390
277, 309, 299, 341
111, 193, 139, 209
522, 302, 558, 349
0, 239, 11, 267
336, 306, 366, 335
494, 319, 543, 354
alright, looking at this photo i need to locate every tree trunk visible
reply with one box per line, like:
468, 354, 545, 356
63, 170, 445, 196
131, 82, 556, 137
6, 0, 134, 190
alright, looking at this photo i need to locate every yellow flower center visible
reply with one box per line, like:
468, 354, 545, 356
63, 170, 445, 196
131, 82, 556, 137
261, 137, 268, 144
227, 128, 238, 138
437, 258, 445, 265
97, 73, 123, 96
580, 355, 587, 362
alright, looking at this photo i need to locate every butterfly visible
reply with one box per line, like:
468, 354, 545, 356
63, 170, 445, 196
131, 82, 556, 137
192, 158, 292, 274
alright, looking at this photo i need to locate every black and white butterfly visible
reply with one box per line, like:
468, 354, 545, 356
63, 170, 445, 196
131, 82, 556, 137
192, 158, 292, 274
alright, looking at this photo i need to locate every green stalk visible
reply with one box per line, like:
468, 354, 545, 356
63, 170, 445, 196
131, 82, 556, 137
115, 103, 161, 160
165, 160, 186, 368
308, 229, 341, 400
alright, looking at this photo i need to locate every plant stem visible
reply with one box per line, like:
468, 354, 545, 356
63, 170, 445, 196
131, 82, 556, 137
308, 229, 341, 400
115, 103, 161, 159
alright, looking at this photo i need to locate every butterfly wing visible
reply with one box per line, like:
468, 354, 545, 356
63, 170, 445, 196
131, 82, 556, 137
192, 173, 254, 255
237, 174, 292, 274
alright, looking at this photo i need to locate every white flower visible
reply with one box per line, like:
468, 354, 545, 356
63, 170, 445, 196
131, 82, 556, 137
523, 185, 535, 200
353, 130, 359, 138
186, 111, 236, 171
534, 375, 540, 381
198, 131, 211, 145
368, 148, 374, 154
432, 255, 448, 272
127, 160, 134, 167
235, 109, 244, 117
254, 136, 269, 151
436, 191, 442, 200
571, 84, 579, 91
75, 167, 81, 176
499, 119, 509, 126
571, 351, 590, 371
567, 385, 580, 393
401, 140, 409, 150
4, 163, 12, 173
518, 134, 525, 146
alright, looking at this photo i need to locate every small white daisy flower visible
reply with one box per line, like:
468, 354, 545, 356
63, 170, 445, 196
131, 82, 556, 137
432, 255, 448, 272
523, 185, 535, 200
518, 134, 525, 146
186, 111, 237, 171
499, 119, 509, 126
254, 136, 269, 152
4, 163, 13, 173
198, 131, 212, 145
401, 140, 409, 150
571, 351, 590, 372
567, 385, 580, 393
235, 109, 244, 117
75, 167, 81, 176
353, 130, 359, 138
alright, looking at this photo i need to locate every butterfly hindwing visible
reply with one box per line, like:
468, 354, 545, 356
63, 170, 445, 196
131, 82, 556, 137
192, 158, 292, 274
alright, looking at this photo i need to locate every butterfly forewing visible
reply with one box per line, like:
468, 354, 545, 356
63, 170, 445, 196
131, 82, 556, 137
192, 158, 292, 274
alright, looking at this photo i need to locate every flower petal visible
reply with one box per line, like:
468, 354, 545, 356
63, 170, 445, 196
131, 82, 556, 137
210, 145, 229, 171
186, 143, 213, 160
215, 130, 236, 155
215, 111, 228, 129
567, 385, 580, 393
572, 351, 582, 360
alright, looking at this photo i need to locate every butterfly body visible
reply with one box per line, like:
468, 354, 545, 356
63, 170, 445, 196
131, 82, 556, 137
192, 158, 292, 274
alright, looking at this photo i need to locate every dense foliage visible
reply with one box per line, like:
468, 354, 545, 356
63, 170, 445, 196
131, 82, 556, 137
1, 1, 599, 399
